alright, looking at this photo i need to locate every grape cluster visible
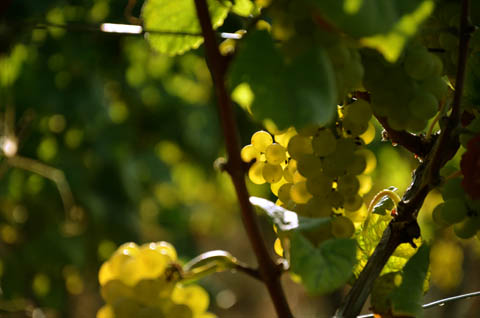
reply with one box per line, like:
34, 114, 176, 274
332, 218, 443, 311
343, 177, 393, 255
97, 242, 214, 318
242, 100, 376, 243
432, 178, 480, 239
362, 45, 448, 132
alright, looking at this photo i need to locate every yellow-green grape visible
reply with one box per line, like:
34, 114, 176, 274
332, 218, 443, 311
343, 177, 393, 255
112, 298, 142, 318
327, 190, 344, 209
346, 153, 367, 175
137, 306, 165, 318
359, 122, 376, 145
265, 143, 287, 165
343, 99, 372, 123
312, 129, 336, 157
306, 174, 332, 197
99, 262, 115, 286
337, 175, 360, 196
171, 285, 209, 316
453, 216, 480, 239
274, 127, 297, 148
108, 251, 142, 286
251, 130, 273, 152
133, 278, 171, 305
404, 46, 436, 80
439, 199, 468, 224
278, 183, 293, 203
356, 149, 376, 174
137, 245, 171, 279
165, 304, 193, 318
408, 91, 439, 120
331, 216, 355, 238
241, 144, 259, 163
270, 179, 287, 196
431, 203, 449, 227
101, 279, 134, 305
296, 154, 322, 177
343, 194, 363, 212
290, 181, 312, 204
292, 170, 307, 183
420, 76, 448, 101
262, 163, 283, 183
248, 161, 266, 184
304, 196, 332, 218
342, 117, 369, 137
97, 305, 114, 318
283, 159, 297, 182
287, 135, 313, 159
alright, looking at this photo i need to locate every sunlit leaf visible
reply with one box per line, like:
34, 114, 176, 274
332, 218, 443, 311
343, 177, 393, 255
142, 0, 231, 55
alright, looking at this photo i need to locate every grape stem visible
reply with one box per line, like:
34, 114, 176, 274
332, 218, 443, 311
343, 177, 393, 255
366, 189, 401, 214
193, 1, 294, 317
337, 1, 473, 317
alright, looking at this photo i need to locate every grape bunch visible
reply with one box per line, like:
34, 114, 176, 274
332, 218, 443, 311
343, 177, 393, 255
362, 44, 449, 132
432, 178, 480, 239
242, 100, 376, 243
97, 242, 214, 318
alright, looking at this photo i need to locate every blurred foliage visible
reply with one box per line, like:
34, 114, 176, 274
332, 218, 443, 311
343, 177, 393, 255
0, 1, 480, 318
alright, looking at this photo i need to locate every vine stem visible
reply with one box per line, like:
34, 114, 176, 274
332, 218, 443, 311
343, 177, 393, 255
336, 1, 473, 317
192, 1, 293, 317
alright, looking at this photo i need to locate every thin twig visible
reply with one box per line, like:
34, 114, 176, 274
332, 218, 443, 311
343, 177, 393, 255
357, 290, 480, 317
192, 1, 293, 317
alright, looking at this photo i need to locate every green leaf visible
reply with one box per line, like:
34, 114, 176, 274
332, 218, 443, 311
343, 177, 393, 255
229, 31, 337, 130
391, 244, 430, 317
290, 233, 357, 294
372, 187, 398, 216
249, 197, 330, 233
312, 0, 434, 61
142, 0, 231, 56
354, 212, 420, 277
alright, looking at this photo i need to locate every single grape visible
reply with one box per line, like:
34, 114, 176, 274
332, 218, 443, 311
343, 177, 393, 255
441, 178, 465, 200
453, 215, 480, 239
337, 174, 360, 196
296, 154, 322, 177
290, 181, 312, 204
327, 190, 344, 209
283, 159, 297, 182
306, 174, 332, 196
278, 183, 293, 203
262, 163, 283, 183
343, 99, 372, 123
408, 91, 438, 120
171, 285, 209, 315
404, 47, 435, 80
287, 135, 313, 159
248, 161, 266, 184
240, 144, 259, 163
265, 143, 287, 165
343, 194, 363, 212
331, 216, 355, 238
251, 131, 273, 152
312, 129, 336, 157
440, 199, 468, 224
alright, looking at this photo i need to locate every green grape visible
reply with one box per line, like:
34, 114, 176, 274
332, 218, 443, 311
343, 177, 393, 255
304, 196, 332, 218
404, 47, 435, 80
346, 153, 367, 175
337, 175, 360, 196
283, 159, 297, 182
343, 99, 372, 124
171, 285, 209, 315
248, 161, 266, 184
134, 279, 171, 304
108, 252, 142, 286
453, 215, 480, 239
431, 203, 449, 227
343, 117, 368, 137
431, 54, 444, 76
311, 129, 336, 157
262, 163, 283, 183
251, 130, 273, 152
137, 247, 170, 280
287, 135, 313, 159
331, 216, 355, 238
101, 279, 133, 304
112, 298, 142, 318
303, 222, 333, 246
265, 143, 286, 165
306, 174, 332, 196
290, 181, 312, 204
343, 194, 363, 212
240, 144, 259, 163
440, 199, 468, 224
296, 154, 322, 177
420, 77, 448, 101
441, 178, 465, 200
407, 118, 429, 133
137, 306, 165, 318
277, 183, 293, 203
408, 91, 438, 120
165, 304, 193, 318
97, 305, 114, 318
323, 154, 347, 177
327, 190, 344, 209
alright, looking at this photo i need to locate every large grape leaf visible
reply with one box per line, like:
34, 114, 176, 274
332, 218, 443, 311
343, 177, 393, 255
229, 31, 337, 130
391, 244, 430, 317
290, 233, 357, 294
141, 0, 231, 56
312, 0, 434, 61
250, 197, 357, 294
354, 213, 420, 277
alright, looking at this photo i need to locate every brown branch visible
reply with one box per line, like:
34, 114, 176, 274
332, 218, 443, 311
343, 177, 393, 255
337, 1, 473, 317
192, 1, 294, 317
